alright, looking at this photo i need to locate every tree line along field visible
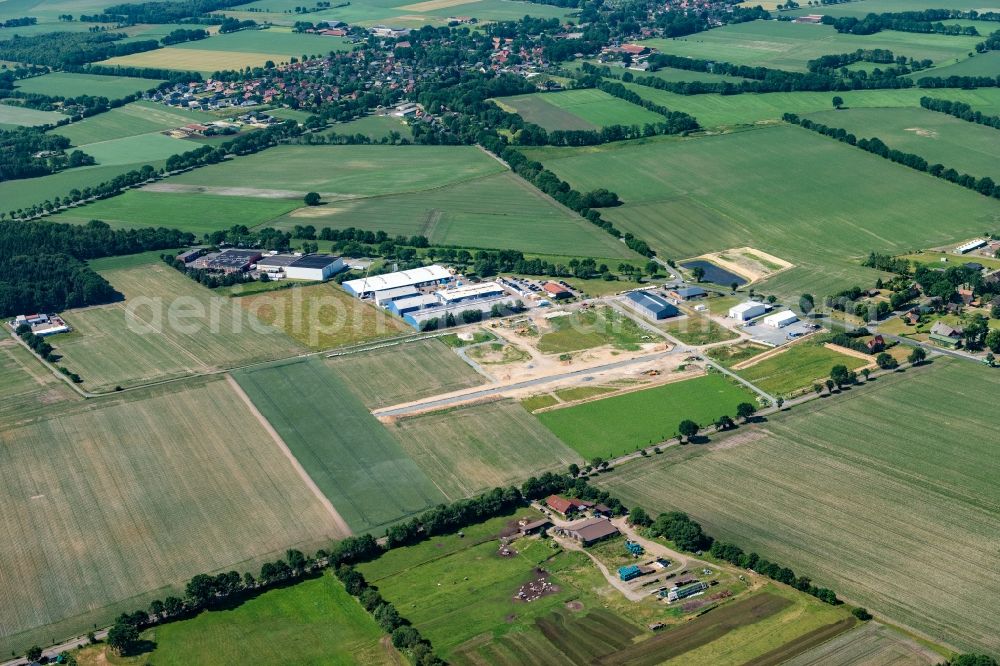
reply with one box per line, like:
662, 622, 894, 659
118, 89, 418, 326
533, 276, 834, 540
642, 20, 981, 73
0, 376, 342, 657
494, 88, 664, 132
326, 338, 486, 408
523, 125, 1000, 303
232, 357, 448, 534
74, 571, 394, 666
621, 85, 1000, 129
596, 360, 1000, 654
54, 259, 306, 391
805, 107, 1000, 183
14, 72, 164, 99
537, 373, 757, 460
386, 400, 582, 501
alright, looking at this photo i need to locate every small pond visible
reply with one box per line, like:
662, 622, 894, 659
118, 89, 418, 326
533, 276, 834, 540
680, 260, 747, 287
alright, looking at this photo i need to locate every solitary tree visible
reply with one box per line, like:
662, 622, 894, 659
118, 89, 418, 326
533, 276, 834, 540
629, 506, 652, 527
678, 419, 699, 443
800, 293, 815, 317
832, 95, 844, 109
776, 397, 784, 410
876, 352, 898, 370
568, 463, 580, 477
861, 368, 871, 381
691, 266, 705, 282
908, 347, 926, 365
825, 378, 835, 393
730, 281, 739, 293
714, 415, 735, 431
26, 647, 42, 662
736, 402, 756, 423
852, 607, 872, 621
303, 191, 321, 206
830, 364, 852, 388
106, 620, 139, 656
813, 383, 823, 395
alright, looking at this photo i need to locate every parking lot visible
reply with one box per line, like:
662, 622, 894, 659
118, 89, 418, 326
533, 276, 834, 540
741, 319, 818, 347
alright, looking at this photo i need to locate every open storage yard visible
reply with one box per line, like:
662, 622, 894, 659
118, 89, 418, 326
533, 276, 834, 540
53, 260, 305, 391
233, 357, 447, 534
525, 125, 1000, 301
597, 360, 1000, 654
387, 400, 581, 500
537, 373, 757, 459
0, 377, 342, 657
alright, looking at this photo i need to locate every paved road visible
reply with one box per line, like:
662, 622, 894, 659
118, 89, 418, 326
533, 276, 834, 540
0, 629, 108, 666
372, 349, 678, 417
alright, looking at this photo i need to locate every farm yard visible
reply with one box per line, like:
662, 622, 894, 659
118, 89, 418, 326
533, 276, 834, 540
233, 357, 446, 533
74, 572, 394, 666
598, 360, 1000, 654
524, 125, 1000, 301
537, 373, 757, 459
0, 377, 341, 657
327, 338, 485, 408
805, 107, 1000, 183
238, 282, 410, 349
54, 260, 305, 391
494, 88, 663, 131
387, 400, 581, 500
641, 20, 981, 72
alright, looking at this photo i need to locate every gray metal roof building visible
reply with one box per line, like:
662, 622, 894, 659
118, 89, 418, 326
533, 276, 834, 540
625, 291, 678, 320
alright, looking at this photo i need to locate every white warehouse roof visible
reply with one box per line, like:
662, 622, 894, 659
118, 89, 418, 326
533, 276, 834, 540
343, 265, 451, 295
763, 310, 798, 327
729, 301, 765, 317
437, 281, 504, 303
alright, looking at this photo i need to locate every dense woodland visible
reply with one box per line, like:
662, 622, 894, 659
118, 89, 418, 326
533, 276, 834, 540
0, 32, 159, 68
0, 127, 93, 182
83, 0, 252, 24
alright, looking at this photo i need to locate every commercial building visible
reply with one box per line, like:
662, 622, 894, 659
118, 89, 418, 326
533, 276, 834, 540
255, 254, 298, 274
402, 295, 517, 330
542, 282, 572, 299
669, 286, 706, 301
625, 291, 678, 320
175, 248, 205, 264
192, 249, 263, 274
388, 293, 438, 317
373, 286, 419, 307
342, 265, 451, 298
284, 254, 344, 281
954, 238, 987, 254
728, 301, 767, 321
762, 310, 798, 328
437, 282, 505, 305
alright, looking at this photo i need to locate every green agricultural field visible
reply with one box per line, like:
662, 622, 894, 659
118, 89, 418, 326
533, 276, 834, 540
643, 20, 981, 72
78, 132, 194, 167
324, 113, 413, 140
233, 357, 446, 533
0, 337, 76, 431
75, 571, 393, 666
496, 88, 663, 131
785, 0, 989, 19
537, 306, 651, 354
781, 621, 941, 666
388, 400, 581, 500
913, 50, 1000, 80
326, 338, 485, 408
167, 145, 633, 257
51, 189, 298, 233
53, 101, 217, 146
0, 102, 64, 127
623, 85, 1000, 129
15, 72, 163, 99
55, 260, 305, 391
806, 107, 1000, 182
537, 373, 756, 459
524, 126, 1000, 302
239, 282, 411, 349
597, 360, 1000, 654
0, 377, 342, 657
736, 340, 869, 397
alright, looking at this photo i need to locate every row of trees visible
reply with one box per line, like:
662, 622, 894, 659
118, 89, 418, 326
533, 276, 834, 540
917, 74, 1000, 89
822, 11, 980, 36
920, 96, 1000, 130
160, 27, 208, 45
783, 113, 1000, 201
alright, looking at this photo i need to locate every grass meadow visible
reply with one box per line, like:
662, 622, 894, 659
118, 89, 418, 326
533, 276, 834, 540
15, 72, 163, 99
324, 113, 413, 140
597, 360, 1000, 654
642, 20, 981, 72
51, 189, 299, 233
75, 572, 392, 666
537, 306, 651, 354
53, 101, 218, 146
233, 357, 447, 533
55, 260, 305, 391
806, 106, 1000, 182
0, 377, 341, 657
326, 338, 485, 408
388, 400, 582, 500
537, 373, 756, 459
524, 125, 1000, 302
238, 282, 411, 349
736, 340, 869, 398
913, 50, 1000, 80
622, 85, 1000, 129
496, 88, 663, 131
0, 102, 64, 128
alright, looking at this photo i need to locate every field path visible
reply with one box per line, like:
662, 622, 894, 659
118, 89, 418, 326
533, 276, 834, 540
226, 374, 352, 537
